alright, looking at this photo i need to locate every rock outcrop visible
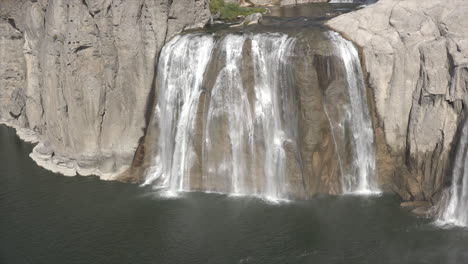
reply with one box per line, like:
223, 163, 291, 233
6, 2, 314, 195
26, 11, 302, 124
0, 0, 210, 178
328, 0, 468, 202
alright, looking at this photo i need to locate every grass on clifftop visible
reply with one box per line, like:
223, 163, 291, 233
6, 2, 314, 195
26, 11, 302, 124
210, 0, 267, 20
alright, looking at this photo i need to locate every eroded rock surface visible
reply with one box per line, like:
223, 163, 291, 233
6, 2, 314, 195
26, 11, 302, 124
0, 0, 210, 179
328, 0, 468, 202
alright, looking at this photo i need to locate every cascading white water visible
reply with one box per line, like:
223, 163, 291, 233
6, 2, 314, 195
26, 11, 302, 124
143, 34, 215, 195
251, 34, 298, 200
145, 30, 378, 199
146, 32, 298, 201
203, 34, 255, 195
437, 117, 468, 227
328, 32, 379, 195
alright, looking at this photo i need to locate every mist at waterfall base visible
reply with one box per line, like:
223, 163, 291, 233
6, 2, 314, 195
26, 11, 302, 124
2, 125, 468, 264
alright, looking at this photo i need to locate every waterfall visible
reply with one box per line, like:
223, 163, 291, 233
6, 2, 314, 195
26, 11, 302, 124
251, 34, 298, 200
146, 32, 298, 201
327, 32, 379, 195
143, 34, 215, 196
437, 117, 468, 227
144, 30, 378, 199
203, 34, 254, 195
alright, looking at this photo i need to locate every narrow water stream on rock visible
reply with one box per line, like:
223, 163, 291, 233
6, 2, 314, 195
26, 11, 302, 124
327, 32, 379, 194
437, 116, 468, 227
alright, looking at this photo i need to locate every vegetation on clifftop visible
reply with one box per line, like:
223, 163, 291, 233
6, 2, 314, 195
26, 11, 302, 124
210, 0, 267, 20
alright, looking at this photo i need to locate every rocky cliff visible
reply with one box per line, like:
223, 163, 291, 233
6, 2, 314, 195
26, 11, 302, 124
328, 0, 468, 203
0, 0, 210, 178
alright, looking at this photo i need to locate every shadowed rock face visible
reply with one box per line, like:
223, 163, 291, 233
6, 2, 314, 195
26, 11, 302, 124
133, 25, 377, 199
328, 0, 468, 202
0, 0, 210, 178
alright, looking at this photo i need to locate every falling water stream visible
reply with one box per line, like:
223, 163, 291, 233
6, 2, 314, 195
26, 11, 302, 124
143, 34, 215, 195
251, 34, 298, 200
203, 34, 252, 196
328, 32, 379, 194
437, 117, 468, 227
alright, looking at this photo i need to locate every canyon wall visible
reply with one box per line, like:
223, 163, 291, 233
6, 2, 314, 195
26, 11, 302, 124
0, 0, 210, 178
329, 0, 468, 202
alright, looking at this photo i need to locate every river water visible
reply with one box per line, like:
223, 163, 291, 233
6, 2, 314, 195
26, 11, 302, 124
1, 124, 468, 264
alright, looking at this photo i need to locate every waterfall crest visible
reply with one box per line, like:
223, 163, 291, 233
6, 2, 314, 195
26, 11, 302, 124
437, 117, 468, 227
328, 32, 379, 194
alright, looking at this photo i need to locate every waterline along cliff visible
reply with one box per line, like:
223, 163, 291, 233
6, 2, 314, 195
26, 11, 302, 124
1, 0, 468, 224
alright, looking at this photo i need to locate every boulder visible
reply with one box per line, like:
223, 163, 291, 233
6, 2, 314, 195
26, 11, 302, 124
243, 13, 263, 25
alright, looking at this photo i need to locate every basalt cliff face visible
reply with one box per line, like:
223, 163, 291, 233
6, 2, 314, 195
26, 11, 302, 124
0, 0, 210, 178
329, 0, 468, 203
